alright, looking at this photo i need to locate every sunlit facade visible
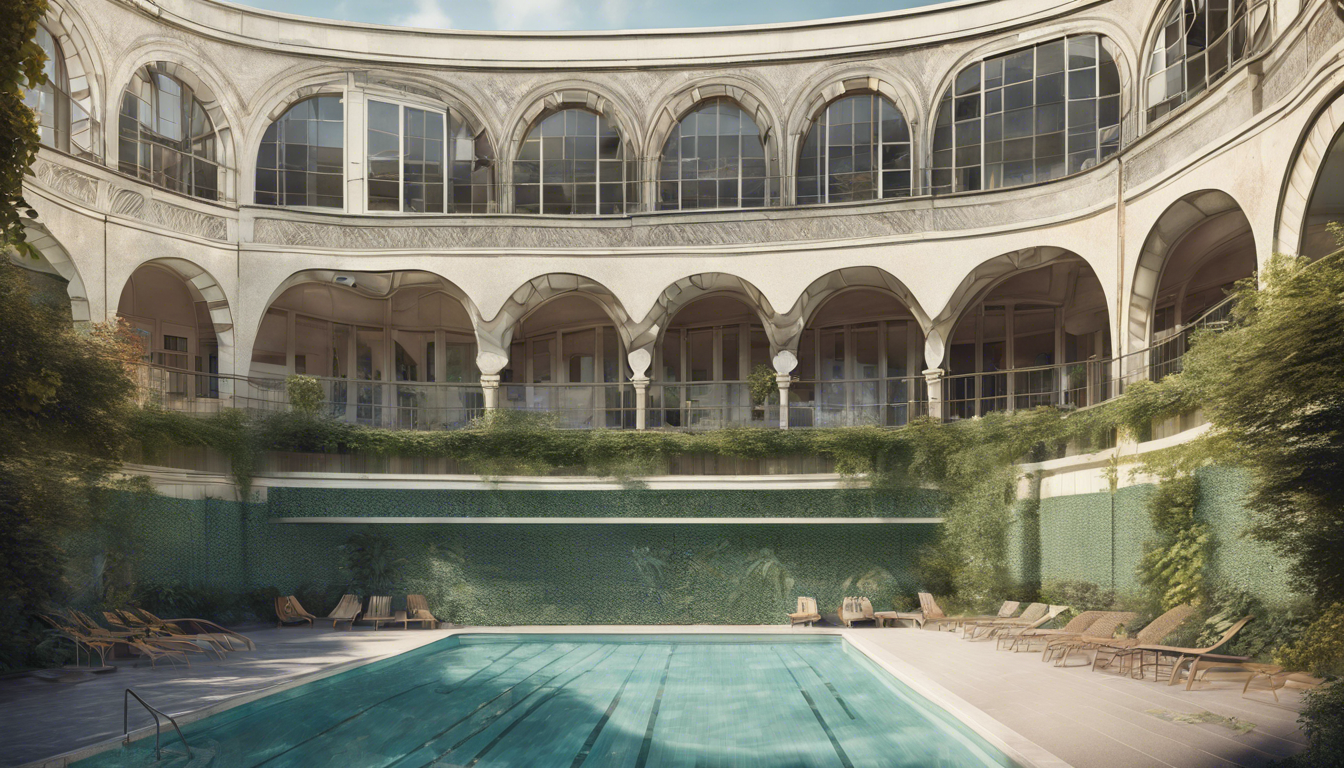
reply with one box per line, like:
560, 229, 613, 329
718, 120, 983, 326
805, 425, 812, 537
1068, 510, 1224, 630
14, 0, 1344, 433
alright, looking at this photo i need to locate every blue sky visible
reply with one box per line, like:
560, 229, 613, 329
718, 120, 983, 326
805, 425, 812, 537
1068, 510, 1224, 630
229, 0, 944, 31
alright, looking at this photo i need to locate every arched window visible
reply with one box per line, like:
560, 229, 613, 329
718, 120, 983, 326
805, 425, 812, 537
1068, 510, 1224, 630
24, 23, 95, 158
1146, 0, 1268, 125
932, 35, 1121, 195
366, 99, 490, 213
513, 108, 629, 215
118, 64, 222, 201
798, 94, 911, 205
657, 98, 774, 210
255, 96, 344, 209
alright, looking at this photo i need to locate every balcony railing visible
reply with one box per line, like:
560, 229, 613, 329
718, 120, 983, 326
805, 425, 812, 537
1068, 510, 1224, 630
787, 377, 929, 428
128, 296, 1235, 432
500, 382, 635, 429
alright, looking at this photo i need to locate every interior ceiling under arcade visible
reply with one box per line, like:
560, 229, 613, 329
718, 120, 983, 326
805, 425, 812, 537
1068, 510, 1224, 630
1154, 212, 1256, 322
808, 289, 915, 328
515, 294, 614, 337
267, 272, 474, 332
667, 295, 761, 328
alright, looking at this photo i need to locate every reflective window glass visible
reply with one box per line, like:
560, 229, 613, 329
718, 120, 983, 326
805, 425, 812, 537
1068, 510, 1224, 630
514, 108, 627, 214
932, 34, 1123, 195
256, 95, 344, 209
118, 64, 221, 200
1146, 0, 1267, 124
657, 98, 774, 210
797, 93, 911, 205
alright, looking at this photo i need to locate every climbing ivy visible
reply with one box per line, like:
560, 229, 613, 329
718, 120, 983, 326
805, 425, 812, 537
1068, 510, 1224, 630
1, 0, 48, 259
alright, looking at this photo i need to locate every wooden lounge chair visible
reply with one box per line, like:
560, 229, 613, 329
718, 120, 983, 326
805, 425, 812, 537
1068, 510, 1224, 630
963, 602, 1052, 640
404, 595, 441, 629
361, 596, 396, 630
48, 612, 198, 668
1126, 616, 1256, 686
325, 594, 362, 629
132, 609, 256, 651
789, 597, 821, 627
1088, 603, 1198, 675
941, 600, 1022, 630
879, 592, 948, 630
275, 596, 317, 628
997, 608, 1098, 651
1043, 611, 1138, 664
39, 613, 117, 669
838, 597, 876, 627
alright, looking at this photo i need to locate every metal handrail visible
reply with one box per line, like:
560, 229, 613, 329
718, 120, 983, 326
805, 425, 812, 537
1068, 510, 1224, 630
124, 688, 191, 761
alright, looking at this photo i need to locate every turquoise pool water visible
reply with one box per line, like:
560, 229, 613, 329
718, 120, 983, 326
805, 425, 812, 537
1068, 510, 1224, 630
79, 634, 1019, 768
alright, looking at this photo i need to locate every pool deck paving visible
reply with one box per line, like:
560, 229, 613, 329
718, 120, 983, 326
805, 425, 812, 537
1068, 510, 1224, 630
0, 624, 1308, 768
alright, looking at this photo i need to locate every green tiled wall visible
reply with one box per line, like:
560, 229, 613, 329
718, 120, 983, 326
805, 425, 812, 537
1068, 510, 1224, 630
1037, 468, 1295, 605
91, 466, 1294, 624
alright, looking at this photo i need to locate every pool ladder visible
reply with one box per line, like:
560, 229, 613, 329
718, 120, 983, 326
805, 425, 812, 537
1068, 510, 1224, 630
124, 689, 192, 761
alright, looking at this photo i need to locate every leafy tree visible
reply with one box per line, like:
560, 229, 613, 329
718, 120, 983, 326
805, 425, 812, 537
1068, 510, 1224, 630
1176, 250, 1344, 606
2, 0, 48, 259
0, 259, 135, 670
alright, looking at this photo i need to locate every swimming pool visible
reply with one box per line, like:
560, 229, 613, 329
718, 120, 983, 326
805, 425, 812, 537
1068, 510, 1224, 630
77, 634, 1020, 768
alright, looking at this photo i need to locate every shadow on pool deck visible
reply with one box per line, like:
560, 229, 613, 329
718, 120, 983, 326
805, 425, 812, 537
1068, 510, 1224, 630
0, 624, 1309, 768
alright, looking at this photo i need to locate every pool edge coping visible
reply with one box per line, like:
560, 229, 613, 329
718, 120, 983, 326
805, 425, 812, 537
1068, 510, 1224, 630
20, 626, 1074, 768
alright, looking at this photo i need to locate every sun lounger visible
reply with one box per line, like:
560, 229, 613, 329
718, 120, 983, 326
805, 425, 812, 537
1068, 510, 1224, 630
789, 597, 821, 627
361, 596, 396, 630
404, 595, 441, 629
1126, 615, 1256, 686
276, 596, 317, 628
1043, 611, 1138, 664
997, 609, 1100, 651
1087, 603, 1197, 675
46, 612, 199, 668
950, 600, 1022, 628
963, 602, 1051, 640
838, 597, 876, 627
325, 594, 362, 629
879, 592, 947, 630
132, 609, 255, 651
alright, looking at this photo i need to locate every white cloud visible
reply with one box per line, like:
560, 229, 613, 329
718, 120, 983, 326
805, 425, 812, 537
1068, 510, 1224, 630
489, 0, 581, 30
394, 0, 454, 28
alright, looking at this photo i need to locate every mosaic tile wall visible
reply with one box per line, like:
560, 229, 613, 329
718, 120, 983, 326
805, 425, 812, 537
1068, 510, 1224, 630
1037, 467, 1296, 605
93, 466, 1295, 624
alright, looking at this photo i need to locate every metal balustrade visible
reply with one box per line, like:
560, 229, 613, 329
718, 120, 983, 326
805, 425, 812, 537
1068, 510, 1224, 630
499, 382, 636, 429
127, 295, 1233, 431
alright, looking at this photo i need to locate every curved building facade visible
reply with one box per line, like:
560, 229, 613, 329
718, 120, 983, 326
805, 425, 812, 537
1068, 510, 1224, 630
17, 0, 1344, 431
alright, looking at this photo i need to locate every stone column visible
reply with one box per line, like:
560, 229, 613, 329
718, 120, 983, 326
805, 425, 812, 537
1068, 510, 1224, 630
633, 377, 650, 430
923, 368, 945, 422
776, 374, 792, 430
480, 374, 501, 411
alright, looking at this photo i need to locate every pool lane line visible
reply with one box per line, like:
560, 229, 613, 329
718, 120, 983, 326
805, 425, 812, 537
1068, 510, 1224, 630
570, 645, 652, 768
389, 644, 610, 768
774, 647, 855, 768
186, 641, 506, 739
790, 647, 857, 721
633, 644, 677, 768
243, 644, 538, 768
462, 645, 633, 768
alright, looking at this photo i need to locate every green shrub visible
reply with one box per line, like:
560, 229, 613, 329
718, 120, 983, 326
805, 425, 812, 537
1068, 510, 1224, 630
1280, 682, 1344, 768
340, 531, 405, 594
285, 375, 324, 416
1275, 603, 1344, 678
1197, 587, 1311, 662
747, 364, 778, 407
1137, 473, 1210, 610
